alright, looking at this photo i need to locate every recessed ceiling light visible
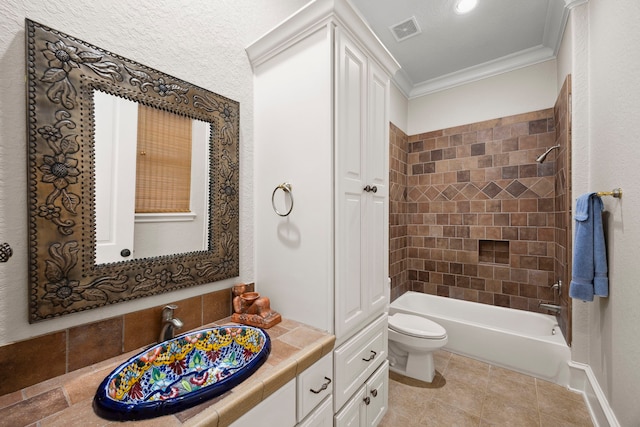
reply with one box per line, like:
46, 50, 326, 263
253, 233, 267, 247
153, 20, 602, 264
455, 0, 478, 14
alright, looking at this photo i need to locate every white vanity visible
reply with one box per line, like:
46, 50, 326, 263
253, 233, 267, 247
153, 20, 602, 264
248, 0, 400, 425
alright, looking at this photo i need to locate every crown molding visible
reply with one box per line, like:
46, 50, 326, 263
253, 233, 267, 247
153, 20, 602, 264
404, 45, 555, 99
246, 0, 400, 77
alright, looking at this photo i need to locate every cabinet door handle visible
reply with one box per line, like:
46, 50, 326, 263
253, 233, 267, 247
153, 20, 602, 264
363, 185, 378, 193
370, 185, 377, 193
370, 388, 378, 398
364, 185, 371, 192
363, 396, 371, 405
310, 377, 332, 394
362, 350, 377, 362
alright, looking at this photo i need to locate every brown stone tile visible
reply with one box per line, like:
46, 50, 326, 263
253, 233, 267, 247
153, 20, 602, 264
64, 366, 114, 405
0, 389, 22, 410
124, 306, 163, 352
0, 388, 69, 426
266, 340, 299, 367
173, 296, 204, 332
0, 331, 66, 395
39, 399, 110, 426
203, 288, 232, 324
22, 364, 90, 399
68, 317, 123, 371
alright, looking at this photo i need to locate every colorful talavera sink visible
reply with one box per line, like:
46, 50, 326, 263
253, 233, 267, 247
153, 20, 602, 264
93, 325, 270, 421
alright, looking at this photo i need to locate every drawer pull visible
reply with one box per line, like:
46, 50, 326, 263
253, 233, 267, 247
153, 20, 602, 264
370, 388, 378, 397
362, 350, 377, 362
310, 376, 332, 394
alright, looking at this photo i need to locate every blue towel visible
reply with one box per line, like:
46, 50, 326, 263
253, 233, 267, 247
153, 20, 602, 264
569, 193, 609, 301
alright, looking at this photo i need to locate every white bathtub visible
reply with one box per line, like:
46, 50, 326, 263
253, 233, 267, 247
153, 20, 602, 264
389, 291, 571, 386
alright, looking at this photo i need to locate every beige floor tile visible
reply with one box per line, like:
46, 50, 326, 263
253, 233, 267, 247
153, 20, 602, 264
540, 413, 594, 427
417, 400, 481, 427
379, 406, 424, 427
485, 374, 538, 412
433, 349, 452, 373
489, 365, 536, 385
442, 354, 490, 388
480, 394, 540, 427
537, 387, 593, 426
431, 377, 487, 417
387, 378, 436, 418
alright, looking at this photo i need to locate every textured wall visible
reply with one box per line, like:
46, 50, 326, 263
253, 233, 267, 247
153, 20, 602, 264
0, 0, 307, 344
582, 0, 640, 425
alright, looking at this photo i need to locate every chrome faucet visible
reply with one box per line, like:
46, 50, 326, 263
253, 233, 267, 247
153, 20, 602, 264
159, 304, 184, 342
538, 302, 562, 314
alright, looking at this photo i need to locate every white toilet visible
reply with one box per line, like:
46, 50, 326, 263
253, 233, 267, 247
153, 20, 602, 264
387, 312, 448, 383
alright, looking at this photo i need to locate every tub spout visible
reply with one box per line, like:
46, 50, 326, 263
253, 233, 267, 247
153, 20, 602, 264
538, 302, 562, 314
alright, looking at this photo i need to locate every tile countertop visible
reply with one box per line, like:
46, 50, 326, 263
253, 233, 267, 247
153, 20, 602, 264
0, 318, 335, 427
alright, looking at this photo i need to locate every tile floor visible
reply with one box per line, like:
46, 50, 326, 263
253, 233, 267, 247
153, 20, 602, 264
380, 350, 593, 427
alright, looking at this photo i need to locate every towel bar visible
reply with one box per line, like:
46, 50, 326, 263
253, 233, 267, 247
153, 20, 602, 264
596, 188, 622, 198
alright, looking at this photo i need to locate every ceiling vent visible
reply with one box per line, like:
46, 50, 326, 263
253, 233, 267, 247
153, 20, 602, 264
389, 16, 422, 42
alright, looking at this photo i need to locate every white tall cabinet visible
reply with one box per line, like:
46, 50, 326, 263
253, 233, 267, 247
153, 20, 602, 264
247, 0, 399, 425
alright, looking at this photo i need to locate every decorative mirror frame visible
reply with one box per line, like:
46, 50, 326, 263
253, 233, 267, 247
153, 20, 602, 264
25, 19, 239, 322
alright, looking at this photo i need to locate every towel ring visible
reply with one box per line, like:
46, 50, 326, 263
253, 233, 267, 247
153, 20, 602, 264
272, 183, 294, 217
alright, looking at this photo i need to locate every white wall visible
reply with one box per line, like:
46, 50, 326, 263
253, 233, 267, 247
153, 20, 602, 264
569, 1, 640, 425
407, 60, 558, 135
389, 82, 409, 134
0, 0, 308, 344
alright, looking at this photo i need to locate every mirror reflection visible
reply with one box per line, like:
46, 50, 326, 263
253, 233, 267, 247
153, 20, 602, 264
94, 91, 210, 263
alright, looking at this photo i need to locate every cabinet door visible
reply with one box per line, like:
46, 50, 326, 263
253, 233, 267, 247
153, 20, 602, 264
366, 361, 389, 427
297, 396, 333, 427
335, 28, 368, 339
334, 386, 366, 427
364, 60, 389, 318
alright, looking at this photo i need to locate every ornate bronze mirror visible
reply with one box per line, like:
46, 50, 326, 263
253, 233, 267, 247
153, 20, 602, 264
26, 19, 239, 322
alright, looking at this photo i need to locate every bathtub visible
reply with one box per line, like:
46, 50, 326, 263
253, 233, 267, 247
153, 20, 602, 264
389, 291, 571, 386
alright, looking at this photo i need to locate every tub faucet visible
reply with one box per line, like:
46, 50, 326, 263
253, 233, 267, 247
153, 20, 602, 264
159, 304, 184, 342
538, 302, 562, 314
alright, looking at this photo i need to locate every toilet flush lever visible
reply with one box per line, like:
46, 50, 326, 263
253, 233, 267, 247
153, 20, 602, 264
362, 350, 377, 362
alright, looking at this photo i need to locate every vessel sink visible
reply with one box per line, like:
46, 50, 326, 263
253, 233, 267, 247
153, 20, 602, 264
93, 325, 270, 421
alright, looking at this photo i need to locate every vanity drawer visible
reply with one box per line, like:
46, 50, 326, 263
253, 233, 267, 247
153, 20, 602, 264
333, 313, 387, 410
297, 352, 333, 422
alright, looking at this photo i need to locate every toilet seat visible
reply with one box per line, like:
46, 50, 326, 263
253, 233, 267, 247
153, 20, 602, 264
388, 313, 446, 339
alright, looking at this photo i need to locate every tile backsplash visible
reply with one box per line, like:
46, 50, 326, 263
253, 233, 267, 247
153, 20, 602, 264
0, 285, 245, 396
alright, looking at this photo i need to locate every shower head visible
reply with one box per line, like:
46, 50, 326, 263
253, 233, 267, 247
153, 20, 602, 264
536, 145, 561, 163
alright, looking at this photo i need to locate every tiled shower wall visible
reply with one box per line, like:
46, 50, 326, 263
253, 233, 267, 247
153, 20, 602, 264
553, 76, 572, 342
389, 123, 409, 301
389, 109, 566, 312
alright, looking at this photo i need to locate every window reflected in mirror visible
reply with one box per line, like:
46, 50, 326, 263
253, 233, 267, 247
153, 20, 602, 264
94, 91, 210, 264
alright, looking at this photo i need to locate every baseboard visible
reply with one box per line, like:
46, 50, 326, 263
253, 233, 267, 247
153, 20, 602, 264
568, 362, 620, 427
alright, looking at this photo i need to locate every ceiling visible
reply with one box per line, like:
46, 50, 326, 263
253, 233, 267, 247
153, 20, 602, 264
349, 0, 571, 99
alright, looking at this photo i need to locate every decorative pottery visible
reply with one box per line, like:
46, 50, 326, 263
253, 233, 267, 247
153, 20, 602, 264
93, 325, 270, 421
240, 292, 260, 302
